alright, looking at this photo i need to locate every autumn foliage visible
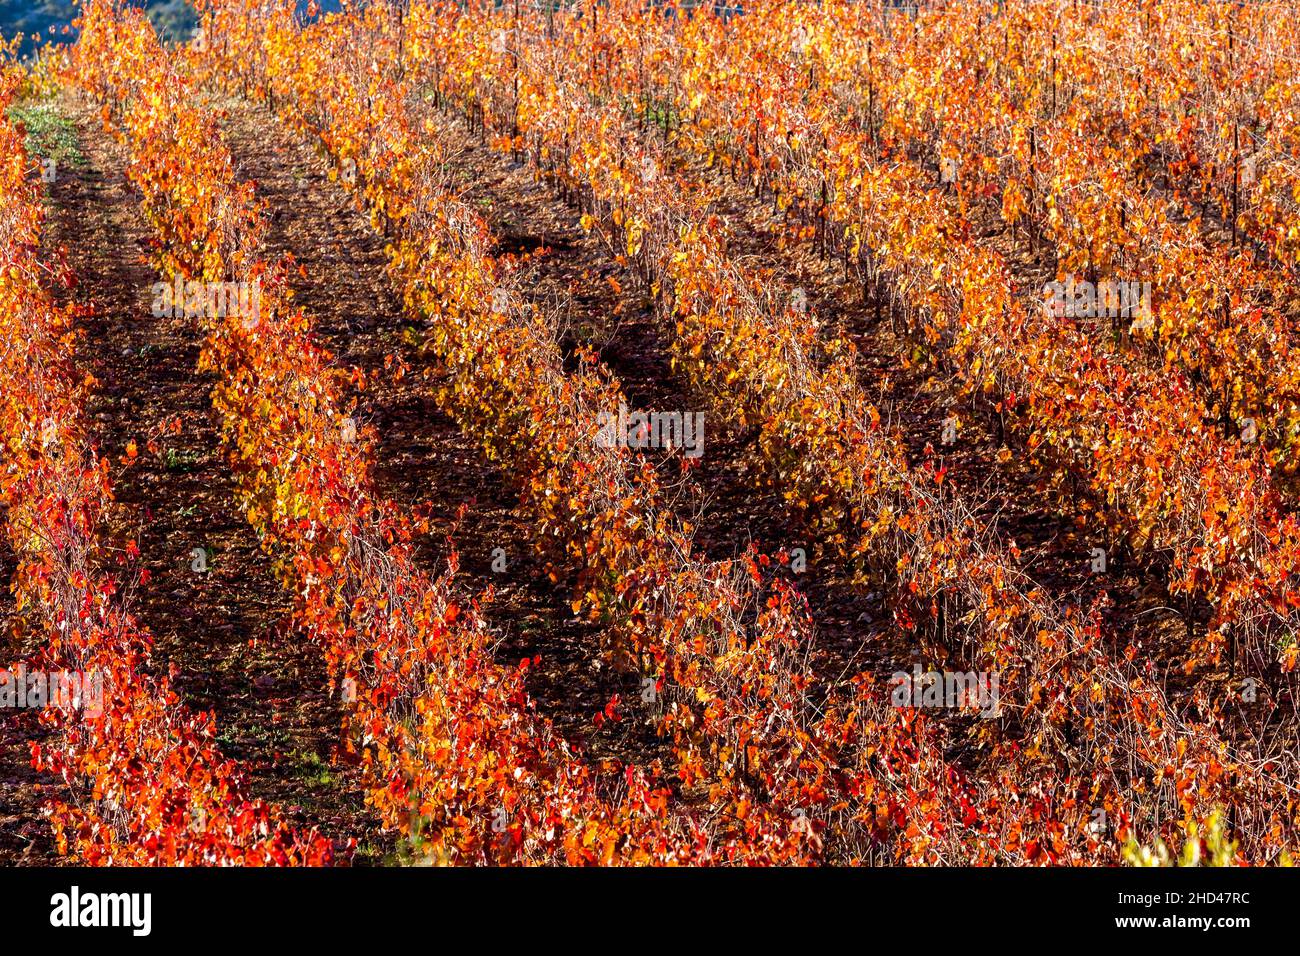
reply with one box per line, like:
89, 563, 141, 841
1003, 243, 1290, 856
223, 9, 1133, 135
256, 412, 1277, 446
3, 0, 1297, 866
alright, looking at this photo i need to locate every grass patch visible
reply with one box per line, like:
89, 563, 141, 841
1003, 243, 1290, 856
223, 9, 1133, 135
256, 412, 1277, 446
293, 749, 336, 787
161, 446, 202, 473
7, 100, 85, 169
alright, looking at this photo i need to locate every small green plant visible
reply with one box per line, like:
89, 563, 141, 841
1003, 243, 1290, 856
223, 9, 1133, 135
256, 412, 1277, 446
161, 445, 201, 473
293, 750, 335, 787
392, 806, 451, 868
1121, 812, 1292, 867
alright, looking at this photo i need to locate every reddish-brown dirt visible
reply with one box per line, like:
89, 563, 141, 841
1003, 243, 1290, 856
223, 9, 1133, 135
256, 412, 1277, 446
0, 528, 66, 864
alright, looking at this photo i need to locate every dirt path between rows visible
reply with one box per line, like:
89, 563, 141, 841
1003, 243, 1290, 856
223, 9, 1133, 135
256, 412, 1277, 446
0, 523, 65, 864
36, 96, 388, 862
